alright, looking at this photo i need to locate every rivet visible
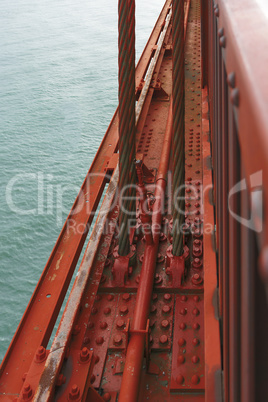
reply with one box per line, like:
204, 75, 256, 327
90, 375, 96, 384
194, 295, 200, 302
181, 295, 187, 302
100, 321, 108, 330
178, 338, 186, 346
180, 322, 186, 330
192, 338, 200, 346
191, 374, 200, 384
91, 307, 98, 315
94, 355, 100, 364
219, 36, 226, 48
193, 322, 200, 330
178, 355, 185, 364
107, 294, 114, 301
176, 374, 184, 384
104, 307, 111, 315
231, 88, 239, 107
218, 28, 224, 37
214, 7, 219, 17
122, 293, 131, 301
227, 72, 236, 88
180, 308, 187, 315
96, 336, 104, 345
192, 355, 199, 364
87, 322, 94, 329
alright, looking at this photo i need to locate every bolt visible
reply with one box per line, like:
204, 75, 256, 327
193, 323, 200, 330
192, 338, 200, 346
192, 273, 203, 285
231, 88, 239, 107
122, 293, 131, 301
194, 295, 200, 302
159, 335, 168, 344
178, 355, 185, 364
193, 308, 200, 316
162, 305, 171, 314
116, 319, 125, 329
113, 335, 123, 346
68, 385, 80, 401
35, 346, 46, 363
180, 322, 186, 330
120, 306, 128, 315
104, 307, 111, 315
192, 258, 202, 269
164, 293, 171, 301
56, 373, 66, 387
181, 295, 187, 302
191, 374, 200, 384
161, 319, 170, 329
107, 294, 114, 301
178, 338, 186, 346
176, 374, 184, 384
96, 336, 104, 345
103, 393, 111, 402
193, 247, 202, 258
80, 347, 90, 363
22, 383, 33, 401
192, 355, 199, 364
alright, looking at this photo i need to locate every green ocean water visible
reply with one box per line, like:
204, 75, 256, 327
0, 0, 164, 361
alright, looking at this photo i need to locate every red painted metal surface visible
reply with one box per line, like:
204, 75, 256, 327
2, 0, 268, 400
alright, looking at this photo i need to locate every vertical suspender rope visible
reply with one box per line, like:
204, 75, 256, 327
118, 0, 136, 256
172, 0, 185, 256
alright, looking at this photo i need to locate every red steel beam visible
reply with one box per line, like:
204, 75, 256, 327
0, 1, 172, 396
118, 101, 173, 402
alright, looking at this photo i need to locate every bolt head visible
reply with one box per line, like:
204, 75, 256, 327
104, 307, 111, 315
159, 335, 168, 344
113, 335, 123, 346
178, 355, 185, 364
161, 319, 170, 329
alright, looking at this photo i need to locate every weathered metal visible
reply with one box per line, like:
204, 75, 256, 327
3, 0, 268, 399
